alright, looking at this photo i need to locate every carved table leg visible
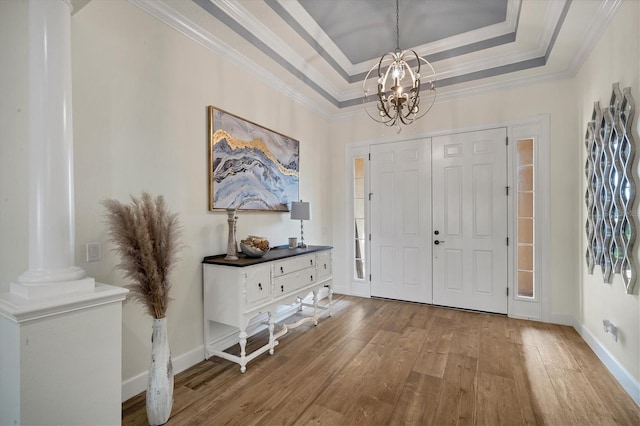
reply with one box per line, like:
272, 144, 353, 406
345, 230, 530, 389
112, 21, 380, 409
238, 329, 248, 373
328, 285, 333, 317
268, 312, 275, 355
312, 290, 319, 325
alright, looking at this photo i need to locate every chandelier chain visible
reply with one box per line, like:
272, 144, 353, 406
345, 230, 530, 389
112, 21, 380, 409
395, 0, 400, 50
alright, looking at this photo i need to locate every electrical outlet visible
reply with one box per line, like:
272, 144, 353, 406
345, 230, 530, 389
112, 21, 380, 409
86, 243, 101, 262
602, 319, 618, 342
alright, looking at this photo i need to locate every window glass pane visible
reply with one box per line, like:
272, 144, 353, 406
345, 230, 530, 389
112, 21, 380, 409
355, 219, 365, 239
354, 198, 365, 219
518, 192, 533, 218
517, 138, 534, 165
517, 271, 534, 297
354, 157, 365, 178
355, 177, 365, 198
517, 219, 533, 244
355, 239, 366, 260
518, 245, 533, 271
518, 166, 533, 191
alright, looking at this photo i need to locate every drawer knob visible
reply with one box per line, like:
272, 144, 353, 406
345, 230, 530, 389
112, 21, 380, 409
310, 259, 313, 265
324, 263, 327, 269
281, 285, 284, 292
310, 274, 314, 281
258, 283, 262, 290
280, 266, 284, 273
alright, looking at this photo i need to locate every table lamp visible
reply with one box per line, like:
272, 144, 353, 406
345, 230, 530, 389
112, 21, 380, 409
290, 200, 311, 248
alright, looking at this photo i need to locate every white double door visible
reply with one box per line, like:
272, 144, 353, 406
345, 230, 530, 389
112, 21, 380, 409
370, 128, 508, 314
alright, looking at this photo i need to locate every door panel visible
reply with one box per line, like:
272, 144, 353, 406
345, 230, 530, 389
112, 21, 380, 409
370, 139, 432, 303
432, 128, 508, 314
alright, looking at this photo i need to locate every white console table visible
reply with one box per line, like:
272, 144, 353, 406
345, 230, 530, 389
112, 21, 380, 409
202, 245, 332, 372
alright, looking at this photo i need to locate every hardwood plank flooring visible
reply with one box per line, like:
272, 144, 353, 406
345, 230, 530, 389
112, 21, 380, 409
123, 295, 639, 425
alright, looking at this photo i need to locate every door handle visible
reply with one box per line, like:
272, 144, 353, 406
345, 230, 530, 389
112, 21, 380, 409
434, 240, 445, 245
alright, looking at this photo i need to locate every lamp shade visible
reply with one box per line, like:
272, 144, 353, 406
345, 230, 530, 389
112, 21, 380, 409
290, 201, 311, 221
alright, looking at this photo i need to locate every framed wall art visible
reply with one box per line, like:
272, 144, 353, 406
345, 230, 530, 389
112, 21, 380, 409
208, 106, 299, 212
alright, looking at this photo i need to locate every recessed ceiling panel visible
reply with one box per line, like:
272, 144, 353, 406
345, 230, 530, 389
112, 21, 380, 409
298, 0, 509, 64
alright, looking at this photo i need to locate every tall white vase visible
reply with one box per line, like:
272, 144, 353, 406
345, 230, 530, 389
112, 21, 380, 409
146, 317, 173, 425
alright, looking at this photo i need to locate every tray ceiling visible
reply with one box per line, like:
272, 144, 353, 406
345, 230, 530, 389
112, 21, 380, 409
123, 0, 620, 116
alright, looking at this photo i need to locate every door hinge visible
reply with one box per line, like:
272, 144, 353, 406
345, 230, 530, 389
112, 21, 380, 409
369, 193, 372, 201
507, 287, 509, 296
506, 237, 509, 246
506, 136, 509, 146
369, 274, 372, 281
368, 233, 371, 241
369, 153, 371, 160
506, 186, 510, 196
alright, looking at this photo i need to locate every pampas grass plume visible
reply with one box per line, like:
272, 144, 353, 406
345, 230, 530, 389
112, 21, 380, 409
102, 192, 182, 319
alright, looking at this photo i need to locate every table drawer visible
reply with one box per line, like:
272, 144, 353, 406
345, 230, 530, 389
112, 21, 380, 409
244, 265, 271, 307
274, 266, 316, 296
316, 251, 331, 279
273, 254, 315, 277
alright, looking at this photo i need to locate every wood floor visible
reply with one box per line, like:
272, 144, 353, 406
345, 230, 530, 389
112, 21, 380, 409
122, 295, 639, 425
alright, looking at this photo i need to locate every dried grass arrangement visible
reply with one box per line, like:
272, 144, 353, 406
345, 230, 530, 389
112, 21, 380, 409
103, 192, 182, 319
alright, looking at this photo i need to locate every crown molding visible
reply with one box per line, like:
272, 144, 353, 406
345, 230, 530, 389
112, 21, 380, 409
128, 0, 333, 119
565, 0, 622, 78
211, 0, 343, 99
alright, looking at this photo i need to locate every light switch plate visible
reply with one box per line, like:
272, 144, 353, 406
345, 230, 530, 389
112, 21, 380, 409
86, 242, 101, 262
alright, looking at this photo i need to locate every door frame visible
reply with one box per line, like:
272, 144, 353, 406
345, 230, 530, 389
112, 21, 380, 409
343, 115, 550, 321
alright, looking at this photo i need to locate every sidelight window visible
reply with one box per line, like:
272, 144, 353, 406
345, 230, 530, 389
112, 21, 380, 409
353, 157, 366, 280
516, 138, 535, 298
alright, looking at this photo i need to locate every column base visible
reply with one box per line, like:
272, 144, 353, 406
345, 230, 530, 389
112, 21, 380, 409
0, 283, 128, 425
10, 276, 95, 300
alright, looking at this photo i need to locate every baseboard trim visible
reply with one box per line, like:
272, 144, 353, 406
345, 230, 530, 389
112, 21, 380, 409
122, 291, 330, 402
572, 319, 640, 405
546, 312, 575, 326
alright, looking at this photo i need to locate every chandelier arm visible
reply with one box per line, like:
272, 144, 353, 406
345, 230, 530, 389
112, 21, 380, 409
402, 81, 421, 119
410, 50, 421, 74
377, 90, 393, 120
413, 84, 437, 121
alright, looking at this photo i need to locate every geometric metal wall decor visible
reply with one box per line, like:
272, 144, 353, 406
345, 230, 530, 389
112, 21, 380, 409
584, 82, 636, 294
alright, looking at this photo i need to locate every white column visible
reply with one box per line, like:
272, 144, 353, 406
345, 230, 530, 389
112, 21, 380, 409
11, 0, 94, 299
0, 4, 128, 424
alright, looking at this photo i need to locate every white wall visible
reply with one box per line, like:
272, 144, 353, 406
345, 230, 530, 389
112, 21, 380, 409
0, 0, 30, 294
576, 0, 640, 384
330, 79, 580, 320
2, 0, 332, 388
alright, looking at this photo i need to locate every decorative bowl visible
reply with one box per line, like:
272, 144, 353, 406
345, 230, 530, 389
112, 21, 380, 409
240, 242, 270, 258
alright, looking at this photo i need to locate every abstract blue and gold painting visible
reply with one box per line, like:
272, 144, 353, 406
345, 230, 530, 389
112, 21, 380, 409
208, 107, 299, 211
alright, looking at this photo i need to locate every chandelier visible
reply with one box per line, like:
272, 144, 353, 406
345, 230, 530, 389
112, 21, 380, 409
363, 0, 437, 129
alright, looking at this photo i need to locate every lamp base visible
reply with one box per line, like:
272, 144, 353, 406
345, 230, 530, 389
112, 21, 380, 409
299, 242, 307, 249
